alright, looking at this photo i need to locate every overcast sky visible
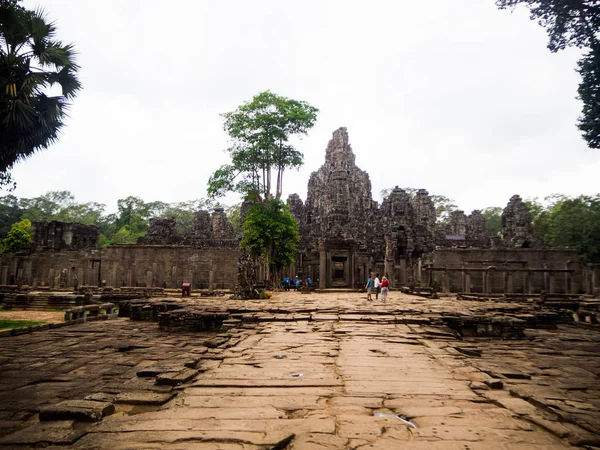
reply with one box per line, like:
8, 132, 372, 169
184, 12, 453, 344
10, 0, 599, 214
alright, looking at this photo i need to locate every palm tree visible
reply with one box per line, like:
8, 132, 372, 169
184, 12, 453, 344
0, 1, 81, 174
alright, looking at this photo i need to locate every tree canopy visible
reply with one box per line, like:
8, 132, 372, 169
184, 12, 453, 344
208, 91, 318, 201
208, 91, 317, 282
0, 191, 218, 248
241, 199, 300, 273
0, 0, 81, 182
546, 194, 600, 262
0, 217, 30, 253
496, 0, 600, 148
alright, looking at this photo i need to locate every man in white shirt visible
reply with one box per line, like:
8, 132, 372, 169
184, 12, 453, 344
374, 273, 381, 301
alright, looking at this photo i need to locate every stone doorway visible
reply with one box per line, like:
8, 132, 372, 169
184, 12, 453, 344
331, 256, 348, 287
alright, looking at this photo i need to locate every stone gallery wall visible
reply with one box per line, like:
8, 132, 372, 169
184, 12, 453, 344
0, 244, 240, 289
430, 248, 586, 294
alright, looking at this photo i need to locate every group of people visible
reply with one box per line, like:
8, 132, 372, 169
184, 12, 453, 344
282, 275, 312, 291
365, 273, 389, 302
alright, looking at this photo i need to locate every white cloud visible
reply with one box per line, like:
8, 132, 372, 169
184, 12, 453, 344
10, 0, 598, 215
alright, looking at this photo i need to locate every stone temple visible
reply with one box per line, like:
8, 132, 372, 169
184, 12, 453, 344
0, 127, 598, 294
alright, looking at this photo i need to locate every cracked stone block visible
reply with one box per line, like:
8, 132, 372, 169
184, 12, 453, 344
156, 368, 199, 386
84, 393, 116, 403
115, 391, 175, 405
39, 400, 115, 422
136, 366, 182, 377
0, 420, 85, 445
485, 379, 504, 389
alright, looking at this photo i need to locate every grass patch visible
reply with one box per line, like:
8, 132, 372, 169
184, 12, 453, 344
0, 320, 47, 330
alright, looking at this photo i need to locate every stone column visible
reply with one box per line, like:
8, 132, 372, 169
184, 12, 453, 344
399, 259, 406, 285
486, 268, 494, 294
417, 259, 422, 284
171, 265, 177, 288
506, 271, 514, 293
442, 271, 450, 293
549, 271, 556, 293
1, 265, 7, 285
131, 264, 137, 287
384, 236, 393, 283
24, 261, 32, 285
319, 240, 327, 289
465, 272, 471, 293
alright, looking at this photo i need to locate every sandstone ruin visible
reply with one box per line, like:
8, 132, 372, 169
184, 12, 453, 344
0, 127, 598, 295
0, 128, 599, 449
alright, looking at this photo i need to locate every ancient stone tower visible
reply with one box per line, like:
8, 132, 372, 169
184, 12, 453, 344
305, 127, 374, 242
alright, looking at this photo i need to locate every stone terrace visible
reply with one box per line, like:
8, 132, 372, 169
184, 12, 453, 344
0, 291, 599, 449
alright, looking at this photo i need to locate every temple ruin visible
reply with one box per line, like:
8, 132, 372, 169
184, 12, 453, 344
0, 127, 597, 294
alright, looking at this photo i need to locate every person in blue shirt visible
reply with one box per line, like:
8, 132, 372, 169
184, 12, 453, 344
283, 276, 290, 291
307, 277, 312, 286
365, 276, 373, 301
294, 275, 300, 290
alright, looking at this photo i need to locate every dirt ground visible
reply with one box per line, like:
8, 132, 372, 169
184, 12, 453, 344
0, 310, 64, 323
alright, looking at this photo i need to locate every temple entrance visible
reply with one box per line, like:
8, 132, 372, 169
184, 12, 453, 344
331, 256, 348, 287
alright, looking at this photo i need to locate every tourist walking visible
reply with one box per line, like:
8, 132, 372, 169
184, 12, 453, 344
283, 276, 290, 291
381, 276, 389, 302
374, 273, 381, 300
365, 276, 373, 301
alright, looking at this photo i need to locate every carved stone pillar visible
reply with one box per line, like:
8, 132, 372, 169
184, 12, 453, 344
319, 239, 327, 289
506, 271, 514, 293
549, 271, 556, 293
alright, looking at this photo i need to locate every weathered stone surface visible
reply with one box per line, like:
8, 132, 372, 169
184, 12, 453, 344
0, 420, 86, 445
0, 292, 598, 449
139, 218, 181, 244
115, 391, 175, 405
501, 194, 544, 248
155, 368, 198, 386
39, 400, 115, 422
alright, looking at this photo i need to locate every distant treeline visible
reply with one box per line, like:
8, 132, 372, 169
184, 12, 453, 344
0, 190, 598, 263
0, 191, 239, 251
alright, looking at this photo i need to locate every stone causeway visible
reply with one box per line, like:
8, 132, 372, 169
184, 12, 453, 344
0, 290, 599, 449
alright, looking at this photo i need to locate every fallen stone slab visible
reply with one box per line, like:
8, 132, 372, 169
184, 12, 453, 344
115, 391, 175, 405
136, 366, 182, 377
0, 420, 86, 445
84, 393, 116, 403
39, 400, 115, 422
156, 368, 198, 386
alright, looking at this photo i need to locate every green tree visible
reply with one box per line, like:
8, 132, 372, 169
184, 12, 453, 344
0, 193, 21, 236
208, 91, 318, 282
577, 44, 600, 148
226, 203, 242, 234
546, 194, 600, 262
481, 206, 503, 236
241, 199, 300, 276
495, 0, 600, 148
0, 217, 30, 252
525, 194, 565, 238
0, 1, 82, 180
208, 91, 318, 200
114, 196, 152, 237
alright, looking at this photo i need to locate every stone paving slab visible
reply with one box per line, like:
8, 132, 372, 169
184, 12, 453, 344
0, 291, 598, 448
